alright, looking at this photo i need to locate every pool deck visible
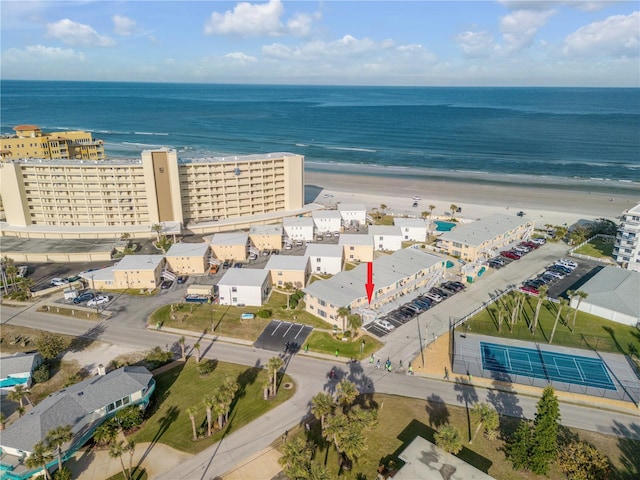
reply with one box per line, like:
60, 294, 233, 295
412, 331, 640, 412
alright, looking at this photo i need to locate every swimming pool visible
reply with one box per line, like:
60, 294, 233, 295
480, 342, 616, 391
0, 377, 28, 388
434, 221, 456, 232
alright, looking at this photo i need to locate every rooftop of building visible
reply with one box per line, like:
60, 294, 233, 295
113, 254, 164, 271
217, 268, 269, 287
304, 244, 344, 258
576, 266, 640, 317
283, 216, 315, 227
165, 242, 210, 257
0, 352, 42, 377
250, 224, 283, 236
210, 231, 249, 246
304, 249, 444, 306
394, 218, 428, 228
438, 213, 531, 247
369, 225, 403, 236
312, 210, 342, 219
265, 255, 309, 271
338, 234, 374, 246
337, 203, 366, 212
623, 202, 640, 215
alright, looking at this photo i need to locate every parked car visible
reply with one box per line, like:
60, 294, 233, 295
520, 285, 539, 295
248, 253, 258, 261
262, 249, 271, 256
272, 249, 280, 255
375, 319, 395, 331
544, 270, 565, 280
430, 287, 449, 298
210, 264, 219, 274
514, 245, 530, 254
524, 279, 546, 289
176, 276, 188, 284
403, 303, 422, 314
557, 258, 577, 269
500, 251, 520, 260
449, 281, 466, 290
551, 264, 572, 274
412, 202, 419, 208
530, 237, 546, 245
161, 280, 173, 289
295, 240, 303, 246
488, 260, 504, 269
521, 241, 539, 249
285, 244, 293, 250
50, 278, 69, 286
412, 298, 431, 310
398, 307, 417, 317
222, 260, 231, 269
73, 292, 95, 304
441, 283, 458, 294
233, 262, 243, 268
422, 292, 443, 303
87, 295, 109, 307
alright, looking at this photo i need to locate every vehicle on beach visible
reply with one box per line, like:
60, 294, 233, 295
412, 202, 419, 208
413, 196, 421, 200
375, 319, 395, 331
517, 211, 525, 217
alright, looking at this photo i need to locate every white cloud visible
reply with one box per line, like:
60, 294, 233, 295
564, 11, 639, 57
500, 9, 556, 51
113, 15, 137, 36
224, 52, 258, 64
455, 30, 496, 57
205, 0, 285, 37
3, 44, 85, 61
499, 1, 610, 12
47, 19, 115, 47
204, 0, 319, 37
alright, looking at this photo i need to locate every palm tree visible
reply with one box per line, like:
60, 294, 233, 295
267, 356, 284, 396
379, 203, 388, 219
193, 342, 201, 363
337, 306, 350, 336
428, 204, 436, 217
0, 412, 6, 431
278, 436, 313, 479
46, 424, 72, 473
93, 420, 118, 446
311, 392, 335, 429
421, 211, 430, 220
530, 285, 549, 335
108, 440, 128, 480
509, 291, 523, 326
203, 395, 214, 437
347, 314, 362, 337
221, 376, 239, 424
282, 281, 296, 309
434, 424, 463, 454
178, 336, 186, 361
470, 403, 498, 444
8, 384, 30, 409
337, 422, 367, 470
124, 440, 136, 479
17, 406, 25, 418
548, 298, 568, 344
572, 290, 588, 332
15, 276, 35, 300
186, 407, 198, 441
25, 441, 54, 480
151, 223, 162, 241
336, 379, 358, 413
213, 393, 226, 430
449, 204, 458, 218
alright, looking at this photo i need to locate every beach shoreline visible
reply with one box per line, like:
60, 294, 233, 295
305, 168, 639, 228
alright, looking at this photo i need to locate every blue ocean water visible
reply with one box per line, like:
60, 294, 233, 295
1, 80, 638, 191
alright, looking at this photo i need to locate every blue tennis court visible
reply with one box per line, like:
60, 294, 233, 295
480, 342, 616, 391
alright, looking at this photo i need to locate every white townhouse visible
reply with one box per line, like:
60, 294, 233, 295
217, 269, 272, 306
283, 216, 315, 242
339, 234, 374, 263
305, 244, 344, 275
312, 210, 342, 234
369, 225, 403, 251
265, 255, 311, 288
394, 218, 428, 242
338, 203, 367, 226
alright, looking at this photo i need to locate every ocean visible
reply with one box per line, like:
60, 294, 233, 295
1, 80, 638, 193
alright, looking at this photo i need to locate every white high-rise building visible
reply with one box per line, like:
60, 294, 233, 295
614, 203, 640, 272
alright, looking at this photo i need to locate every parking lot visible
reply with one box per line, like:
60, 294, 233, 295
520, 256, 605, 299
254, 320, 313, 352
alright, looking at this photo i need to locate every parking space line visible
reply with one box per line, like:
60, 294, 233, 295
293, 324, 306, 339
270, 320, 283, 336
282, 322, 294, 337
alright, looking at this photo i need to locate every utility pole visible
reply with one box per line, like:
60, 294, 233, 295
91, 274, 99, 316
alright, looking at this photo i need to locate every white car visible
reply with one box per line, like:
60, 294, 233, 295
17, 266, 28, 278
248, 253, 258, 260
557, 258, 577, 269
544, 270, 565, 280
423, 293, 443, 303
531, 238, 546, 245
87, 295, 109, 307
50, 278, 69, 286
514, 245, 530, 253
413, 196, 421, 200
375, 319, 395, 332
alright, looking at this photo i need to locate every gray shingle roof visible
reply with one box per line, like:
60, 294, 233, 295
304, 249, 444, 307
438, 213, 530, 247
0, 352, 42, 377
577, 267, 640, 317
0, 366, 152, 453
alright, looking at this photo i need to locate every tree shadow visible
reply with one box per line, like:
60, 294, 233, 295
230, 360, 262, 414
425, 394, 449, 429
486, 370, 523, 439
138, 404, 179, 465
68, 323, 107, 352
610, 421, 640, 480
453, 377, 478, 442
602, 326, 626, 355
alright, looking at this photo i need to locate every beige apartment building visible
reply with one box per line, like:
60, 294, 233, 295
164, 242, 210, 275
0, 148, 304, 238
87, 255, 165, 290
0, 125, 105, 161
339, 234, 374, 263
249, 224, 283, 251
210, 232, 249, 262
265, 255, 310, 288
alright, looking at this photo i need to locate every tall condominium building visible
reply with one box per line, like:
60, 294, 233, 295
614, 203, 640, 272
0, 125, 105, 161
0, 148, 304, 237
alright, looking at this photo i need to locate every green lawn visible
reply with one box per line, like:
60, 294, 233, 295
304, 331, 382, 359
106, 467, 147, 480
131, 360, 295, 454
149, 292, 331, 341
461, 295, 640, 356
573, 236, 615, 259
278, 393, 639, 480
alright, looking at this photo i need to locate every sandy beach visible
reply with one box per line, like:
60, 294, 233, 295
305, 169, 639, 228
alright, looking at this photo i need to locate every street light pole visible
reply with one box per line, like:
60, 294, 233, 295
91, 274, 99, 316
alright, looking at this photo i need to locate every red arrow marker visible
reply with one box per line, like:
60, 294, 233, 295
365, 262, 374, 305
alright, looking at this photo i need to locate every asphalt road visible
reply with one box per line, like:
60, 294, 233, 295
2, 240, 639, 479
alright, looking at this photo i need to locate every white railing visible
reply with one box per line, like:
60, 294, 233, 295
452, 286, 515, 329
568, 234, 618, 266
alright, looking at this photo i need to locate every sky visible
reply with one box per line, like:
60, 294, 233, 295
1, 0, 639, 86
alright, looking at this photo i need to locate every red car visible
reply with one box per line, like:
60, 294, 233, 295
520, 285, 539, 295
521, 241, 539, 249
501, 251, 520, 260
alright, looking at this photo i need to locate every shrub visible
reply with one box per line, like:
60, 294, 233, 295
64, 373, 81, 387
115, 405, 144, 431
257, 309, 273, 318
145, 346, 174, 369
32, 364, 50, 384
196, 359, 216, 377
53, 466, 72, 480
